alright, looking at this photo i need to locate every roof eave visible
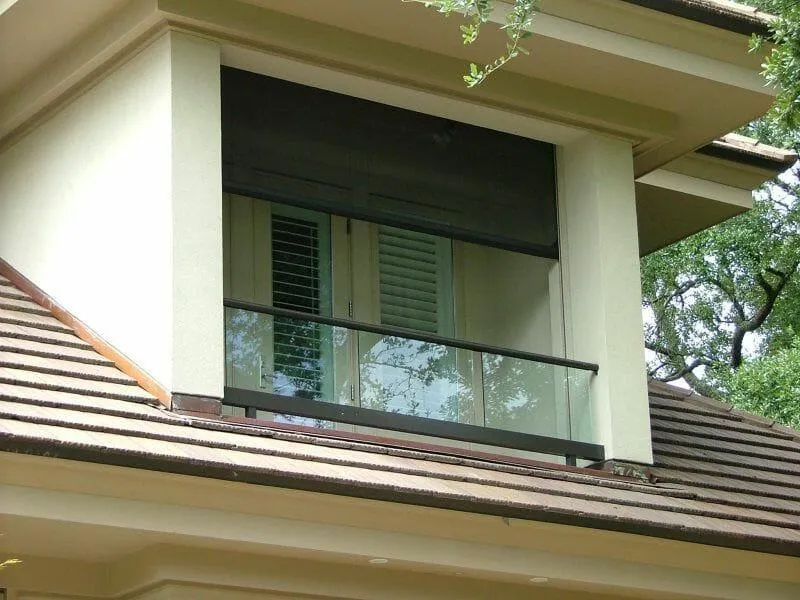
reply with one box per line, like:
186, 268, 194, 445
619, 0, 773, 37
699, 136, 798, 173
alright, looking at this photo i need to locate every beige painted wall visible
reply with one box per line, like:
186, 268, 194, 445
0, 30, 223, 397
558, 134, 652, 462
457, 242, 556, 354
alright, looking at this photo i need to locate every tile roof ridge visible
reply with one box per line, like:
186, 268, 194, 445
0, 258, 170, 408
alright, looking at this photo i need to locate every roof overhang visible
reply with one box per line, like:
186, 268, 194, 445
0, 0, 791, 255
620, 0, 773, 36
637, 135, 797, 254
4, 451, 800, 599
0, 0, 779, 171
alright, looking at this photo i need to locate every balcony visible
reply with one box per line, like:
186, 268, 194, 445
224, 300, 602, 464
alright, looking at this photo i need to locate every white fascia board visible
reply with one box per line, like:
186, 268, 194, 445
3, 480, 799, 600
637, 168, 754, 208
490, 5, 771, 94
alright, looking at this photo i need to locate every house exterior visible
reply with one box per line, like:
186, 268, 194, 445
1, 0, 799, 598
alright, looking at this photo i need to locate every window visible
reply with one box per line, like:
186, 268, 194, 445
221, 68, 601, 462
224, 195, 588, 447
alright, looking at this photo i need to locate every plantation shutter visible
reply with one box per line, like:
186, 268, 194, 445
271, 210, 331, 399
272, 213, 324, 314
378, 225, 454, 335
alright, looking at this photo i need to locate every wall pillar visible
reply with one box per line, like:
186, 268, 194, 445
558, 134, 653, 464
169, 32, 223, 399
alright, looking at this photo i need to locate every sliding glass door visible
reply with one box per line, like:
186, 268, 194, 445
224, 194, 570, 442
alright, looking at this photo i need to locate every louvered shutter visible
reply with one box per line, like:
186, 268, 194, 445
271, 211, 331, 399
378, 225, 453, 335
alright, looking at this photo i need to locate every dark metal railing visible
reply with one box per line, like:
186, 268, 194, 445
225, 299, 599, 373
223, 299, 604, 463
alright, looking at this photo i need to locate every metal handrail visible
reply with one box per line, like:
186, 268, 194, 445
223, 298, 599, 374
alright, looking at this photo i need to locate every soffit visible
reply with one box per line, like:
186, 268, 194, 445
230, 0, 774, 174
636, 178, 749, 255
636, 135, 796, 254
0, 0, 129, 98
0, 0, 776, 176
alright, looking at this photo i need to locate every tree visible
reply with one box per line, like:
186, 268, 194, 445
727, 339, 800, 429
404, 1, 539, 86
747, 0, 800, 136
641, 171, 800, 400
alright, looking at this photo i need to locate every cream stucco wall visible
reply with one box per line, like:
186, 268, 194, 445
0, 30, 223, 397
558, 135, 652, 463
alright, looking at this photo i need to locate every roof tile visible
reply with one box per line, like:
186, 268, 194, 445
1, 274, 800, 556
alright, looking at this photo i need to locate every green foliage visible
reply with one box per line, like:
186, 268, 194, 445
742, 1, 800, 142
403, 0, 539, 86
728, 339, 800, 429
0, 558, 22, 569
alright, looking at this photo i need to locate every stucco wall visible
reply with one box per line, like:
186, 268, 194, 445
0, 31, 223, 397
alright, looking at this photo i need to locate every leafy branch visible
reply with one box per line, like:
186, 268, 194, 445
403, 0, 540, 86
0, 558, 22, 569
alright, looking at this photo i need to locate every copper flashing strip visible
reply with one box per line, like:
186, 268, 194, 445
619, 0, 771, 37
0, 258, 171, 408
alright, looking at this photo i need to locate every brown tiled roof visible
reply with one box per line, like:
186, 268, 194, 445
698, 134, 799, 172
1, 273, 800, 556
620, 0, 773, 36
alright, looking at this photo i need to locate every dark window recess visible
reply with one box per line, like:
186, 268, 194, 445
221, 67, 559, 258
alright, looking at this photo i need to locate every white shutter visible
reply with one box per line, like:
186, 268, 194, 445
271, 211, 330, 399
272, 213, 324, 314
378, 225, 453, 335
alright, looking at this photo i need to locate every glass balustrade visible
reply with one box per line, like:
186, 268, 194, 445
224, 303, 602, 462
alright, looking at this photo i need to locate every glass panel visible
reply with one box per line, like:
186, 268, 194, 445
221, 404, 246, 417
568, 368, 595, 444
357, 331, 478, 424
482, 354, 566, 438
481, 355, 591, 441
225, 307, 351, 406
225, 306, 596, 453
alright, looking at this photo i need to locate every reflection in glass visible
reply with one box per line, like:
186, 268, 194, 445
482, 354, 567, 439
225, 307, 595, 447
358, 332, 477, 424
225, 307, 350, 428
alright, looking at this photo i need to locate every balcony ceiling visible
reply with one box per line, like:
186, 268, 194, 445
0, 0, 787, 255
241, 0, 775, 175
